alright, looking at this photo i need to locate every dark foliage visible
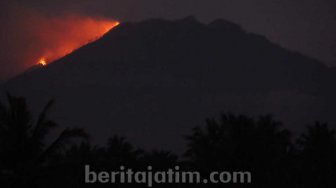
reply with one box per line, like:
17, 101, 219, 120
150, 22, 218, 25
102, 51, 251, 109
1, 95, 336, 187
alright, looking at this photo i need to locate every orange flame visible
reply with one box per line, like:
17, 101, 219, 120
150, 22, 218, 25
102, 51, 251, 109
35, 18, 119, 66
38, 58, 47, 66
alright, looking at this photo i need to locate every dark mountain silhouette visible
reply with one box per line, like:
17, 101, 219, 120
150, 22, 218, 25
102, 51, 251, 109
1, 17, 335, 152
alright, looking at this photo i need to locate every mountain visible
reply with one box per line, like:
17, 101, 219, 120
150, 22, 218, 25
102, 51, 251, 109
1, 17, 335, 152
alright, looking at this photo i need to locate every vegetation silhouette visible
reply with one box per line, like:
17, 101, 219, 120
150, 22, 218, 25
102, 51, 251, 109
0, 93, 88, 186
295, 122, 336, 187
185, 114, 292, 186
0, 95, 336, 187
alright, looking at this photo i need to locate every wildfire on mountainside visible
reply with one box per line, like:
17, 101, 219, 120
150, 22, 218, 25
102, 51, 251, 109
35, 18, 119, 67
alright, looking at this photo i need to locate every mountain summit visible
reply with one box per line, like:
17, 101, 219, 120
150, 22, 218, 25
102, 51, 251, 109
1, 17, 335, 152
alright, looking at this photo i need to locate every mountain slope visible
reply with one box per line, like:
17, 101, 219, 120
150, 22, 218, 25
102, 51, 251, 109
1, 17, 334, 152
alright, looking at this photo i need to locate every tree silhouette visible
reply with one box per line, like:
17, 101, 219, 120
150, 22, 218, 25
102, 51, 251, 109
104, 135, 143, 167
298, 122, 336, 152
140, 150, 178, 170
185, 113, 292, 186
0, 93, 88, 185
295, 122, 336, 187
1, 93, 336, 187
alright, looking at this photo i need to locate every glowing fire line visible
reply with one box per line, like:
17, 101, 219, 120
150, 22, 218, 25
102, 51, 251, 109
36, 20, 120, 67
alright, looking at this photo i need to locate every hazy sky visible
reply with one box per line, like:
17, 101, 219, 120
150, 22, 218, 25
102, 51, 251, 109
1, 0, 336, 81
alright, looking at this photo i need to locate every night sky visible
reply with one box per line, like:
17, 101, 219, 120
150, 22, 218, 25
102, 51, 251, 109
1, 0, 336, 81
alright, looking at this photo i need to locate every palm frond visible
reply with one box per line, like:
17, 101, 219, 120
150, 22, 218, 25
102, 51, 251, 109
31, 100, 57, 144
39, 128, 89, 163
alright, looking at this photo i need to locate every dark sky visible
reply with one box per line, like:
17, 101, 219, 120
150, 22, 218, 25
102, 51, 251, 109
1, 0, 336, 81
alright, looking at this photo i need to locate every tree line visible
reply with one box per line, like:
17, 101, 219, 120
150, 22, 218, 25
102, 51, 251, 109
1, 94, 336, 187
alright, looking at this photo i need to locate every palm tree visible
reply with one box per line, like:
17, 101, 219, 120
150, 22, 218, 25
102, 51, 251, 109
296, 122, 336, 187
185, 113, 292, 186
0, 93, 88, 184
104, 135, 143, 167
298, 122, 336, 152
